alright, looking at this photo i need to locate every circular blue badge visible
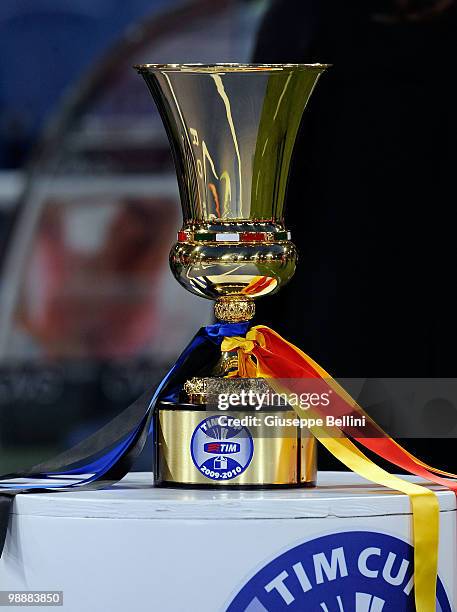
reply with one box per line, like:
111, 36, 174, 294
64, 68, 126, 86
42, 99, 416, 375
190, 415, 254, 481
227, 531, 451, 611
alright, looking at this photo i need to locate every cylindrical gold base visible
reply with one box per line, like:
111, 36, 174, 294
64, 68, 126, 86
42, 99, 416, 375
155, 402, 316, 488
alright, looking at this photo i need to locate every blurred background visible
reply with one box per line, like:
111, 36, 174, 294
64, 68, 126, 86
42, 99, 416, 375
0, 0, 456, 474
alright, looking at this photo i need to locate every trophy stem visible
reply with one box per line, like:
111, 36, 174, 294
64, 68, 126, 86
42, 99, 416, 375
214, 295, 255, 323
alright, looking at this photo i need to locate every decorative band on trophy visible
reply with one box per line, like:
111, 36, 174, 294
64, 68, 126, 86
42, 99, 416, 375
177, 229, 292, 243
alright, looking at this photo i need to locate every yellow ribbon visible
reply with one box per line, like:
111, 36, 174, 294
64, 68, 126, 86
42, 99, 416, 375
222, 327, 440, 612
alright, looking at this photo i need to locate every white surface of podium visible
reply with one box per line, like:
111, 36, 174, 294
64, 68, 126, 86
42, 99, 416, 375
1, 472, 456, 611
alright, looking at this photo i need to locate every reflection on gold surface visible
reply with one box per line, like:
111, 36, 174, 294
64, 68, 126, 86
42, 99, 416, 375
210, 73, 243, 217
301, 433, 317, 484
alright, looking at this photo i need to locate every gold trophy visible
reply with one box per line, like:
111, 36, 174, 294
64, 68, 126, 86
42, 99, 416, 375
135, 63, 328, 488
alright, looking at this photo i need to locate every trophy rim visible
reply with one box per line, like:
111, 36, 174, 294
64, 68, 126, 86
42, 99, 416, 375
134, 62, 331, 73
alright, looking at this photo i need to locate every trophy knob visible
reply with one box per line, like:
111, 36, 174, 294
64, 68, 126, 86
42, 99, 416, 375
213, 295, 255, 322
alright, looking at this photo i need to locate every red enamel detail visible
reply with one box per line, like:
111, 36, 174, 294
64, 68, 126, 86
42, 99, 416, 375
240, 232, 267, 242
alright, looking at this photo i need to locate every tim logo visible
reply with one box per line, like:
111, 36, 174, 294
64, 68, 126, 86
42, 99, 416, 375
190, 416, 253, 481
204, 442, 241, 454
226, 532, 451, 611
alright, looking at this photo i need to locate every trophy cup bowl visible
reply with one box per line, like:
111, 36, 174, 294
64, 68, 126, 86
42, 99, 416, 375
135, 63, 328, 487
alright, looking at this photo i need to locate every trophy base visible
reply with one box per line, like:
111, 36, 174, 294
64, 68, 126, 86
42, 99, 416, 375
154, 401, 317, 489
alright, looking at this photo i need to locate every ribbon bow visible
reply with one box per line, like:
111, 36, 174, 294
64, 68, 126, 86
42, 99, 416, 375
221, 330, 261, 377
222, 334, 256, 354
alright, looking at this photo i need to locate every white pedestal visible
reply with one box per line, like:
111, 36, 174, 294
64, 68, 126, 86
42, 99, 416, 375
1, 472, 455, 611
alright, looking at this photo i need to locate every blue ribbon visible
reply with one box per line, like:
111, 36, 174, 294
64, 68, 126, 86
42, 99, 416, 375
0, 322, 249, 491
